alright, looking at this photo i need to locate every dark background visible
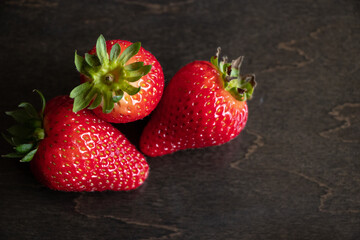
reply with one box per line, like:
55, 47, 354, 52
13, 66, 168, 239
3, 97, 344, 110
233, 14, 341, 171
1, 0, 359, 239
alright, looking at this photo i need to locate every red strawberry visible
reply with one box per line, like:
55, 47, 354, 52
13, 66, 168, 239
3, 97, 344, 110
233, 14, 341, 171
3, 92, 149, 191
70, 35, 164, 123
140, 48, 256, 157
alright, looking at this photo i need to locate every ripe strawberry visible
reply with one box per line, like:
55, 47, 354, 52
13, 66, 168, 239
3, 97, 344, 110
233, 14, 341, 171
140, 48, 256, 157
71, 35, 164, 123
3, 92, 149, 191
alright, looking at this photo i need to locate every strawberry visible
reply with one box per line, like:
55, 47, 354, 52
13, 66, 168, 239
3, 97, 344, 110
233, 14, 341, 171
140, 48, 256, 157
71, 35, 164, 123
2, 91, 149, 191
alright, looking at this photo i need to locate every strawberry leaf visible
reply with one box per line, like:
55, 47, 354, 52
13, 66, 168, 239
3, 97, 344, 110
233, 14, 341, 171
1, 132, 16, 146
74, 51, 84, 72
85, 53, 100, 67
70, 82, 91, 99
75, 52, 92, 77
110, 43, 121, 62
18, 102, 38, 119
112, 95, 123, 103
15, 143, 33, 154
96, 34, 109, 65
5, 109, 31, 124
88, 93, 102, 110
124, 62, 144, 71
2, 152, 25, 158
120, 81, 141, 95
112, 90, 124, 103
125, 65, 152, 82
118, 42, 141, 65
210, 56, 218, 69
102, 91, 114, 113
7, 125, 33, 138
73, 87, 98, 113
20, 148, 38, 162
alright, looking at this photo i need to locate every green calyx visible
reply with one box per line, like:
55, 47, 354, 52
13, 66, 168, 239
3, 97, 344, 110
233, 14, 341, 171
71, 34, 152, 113
2, 90, 46, 162
210, 47, 257, 101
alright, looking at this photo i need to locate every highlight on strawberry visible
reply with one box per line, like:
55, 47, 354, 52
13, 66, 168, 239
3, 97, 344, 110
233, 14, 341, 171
71, 35, 164, 123
140, 48, 257, 157
2, 91, 149, 192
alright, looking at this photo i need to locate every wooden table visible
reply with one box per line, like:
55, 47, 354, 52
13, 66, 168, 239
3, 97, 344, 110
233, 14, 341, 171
1, 0, 359, 239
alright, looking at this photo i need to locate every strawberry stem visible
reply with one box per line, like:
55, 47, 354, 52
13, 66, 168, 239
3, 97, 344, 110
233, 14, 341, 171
210, 48, 256, 101
71, 35, 152, 113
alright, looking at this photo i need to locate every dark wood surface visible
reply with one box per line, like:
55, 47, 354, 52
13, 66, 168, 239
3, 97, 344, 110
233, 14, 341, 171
1, 0, 359, 239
